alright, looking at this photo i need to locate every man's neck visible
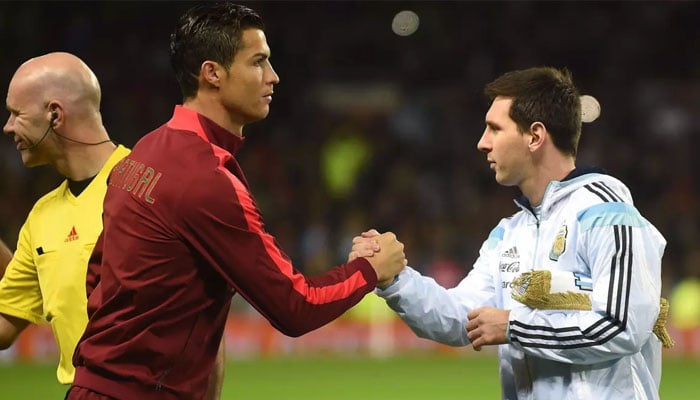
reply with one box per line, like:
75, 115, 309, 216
183, 97, 244, 137
520, 159, 576, 207
54, 141, 117, 181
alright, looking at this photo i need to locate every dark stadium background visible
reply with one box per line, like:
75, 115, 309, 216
0, 2, 698, 398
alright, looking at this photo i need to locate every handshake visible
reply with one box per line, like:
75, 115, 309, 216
348, 229, 407, 287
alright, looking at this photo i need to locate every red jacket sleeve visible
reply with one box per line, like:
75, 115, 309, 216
178, 154, 377, 337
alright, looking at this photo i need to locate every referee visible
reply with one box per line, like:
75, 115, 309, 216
0, 52, 128, 386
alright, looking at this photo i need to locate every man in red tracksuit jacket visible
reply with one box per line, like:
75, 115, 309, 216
68, 3, 406, 399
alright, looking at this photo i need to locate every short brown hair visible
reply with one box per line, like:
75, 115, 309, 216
485, 67, 582, 156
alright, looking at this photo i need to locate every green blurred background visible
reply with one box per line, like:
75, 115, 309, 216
1, 354, 697, 399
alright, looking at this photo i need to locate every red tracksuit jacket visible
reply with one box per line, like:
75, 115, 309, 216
73, 105, 377, 399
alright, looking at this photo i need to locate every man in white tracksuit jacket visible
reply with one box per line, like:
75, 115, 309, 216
354, 67, 666, 399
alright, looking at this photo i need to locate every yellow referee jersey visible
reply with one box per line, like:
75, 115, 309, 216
0, 145, 129, 384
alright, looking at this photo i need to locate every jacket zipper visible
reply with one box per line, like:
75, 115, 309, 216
526, 211, 539, 399
155, 368, 172, 391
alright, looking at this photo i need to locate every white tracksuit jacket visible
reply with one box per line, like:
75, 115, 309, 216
378, 170, 666, 400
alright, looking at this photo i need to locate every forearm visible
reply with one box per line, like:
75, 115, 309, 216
204, 335, 226, 400
233, 258, 376, 337
183, 205, 377, 337
0, 239, 13, 279
379, 268, 472, 347
0, 313, 29, 350
509, 304, 657, 364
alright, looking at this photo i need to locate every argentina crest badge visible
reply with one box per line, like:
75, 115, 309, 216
549, 224, 568, 261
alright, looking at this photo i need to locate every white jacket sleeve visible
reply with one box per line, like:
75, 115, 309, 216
508, 202, 666, 364
376, 226, 502, 346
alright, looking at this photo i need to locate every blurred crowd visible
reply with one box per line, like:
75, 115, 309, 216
1, 1, 698, 296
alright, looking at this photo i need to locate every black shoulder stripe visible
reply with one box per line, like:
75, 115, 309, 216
622, 226, 634, 327
607, 226, 619, 315
593, 181, 623, 202
584, 183, 612, 202
614, 226, 629, 321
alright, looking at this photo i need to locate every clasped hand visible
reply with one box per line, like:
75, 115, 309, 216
348, 229, 407, 287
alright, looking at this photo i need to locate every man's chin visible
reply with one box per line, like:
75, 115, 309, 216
244, 110, 270, 125
21, 155, 45, 168
256, 107, 270, 120
494, 175, 517, 187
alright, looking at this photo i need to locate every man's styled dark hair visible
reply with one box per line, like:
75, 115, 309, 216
170, 2, 264, 100
485, 67, 582, 156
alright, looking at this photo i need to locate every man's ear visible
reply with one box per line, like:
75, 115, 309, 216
200, 61, 222, 89
528, 121, 547, 151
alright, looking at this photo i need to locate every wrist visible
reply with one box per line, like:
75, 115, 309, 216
377, 274, 399, 289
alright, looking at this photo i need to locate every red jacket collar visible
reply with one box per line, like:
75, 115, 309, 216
167, 105, 245, 154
